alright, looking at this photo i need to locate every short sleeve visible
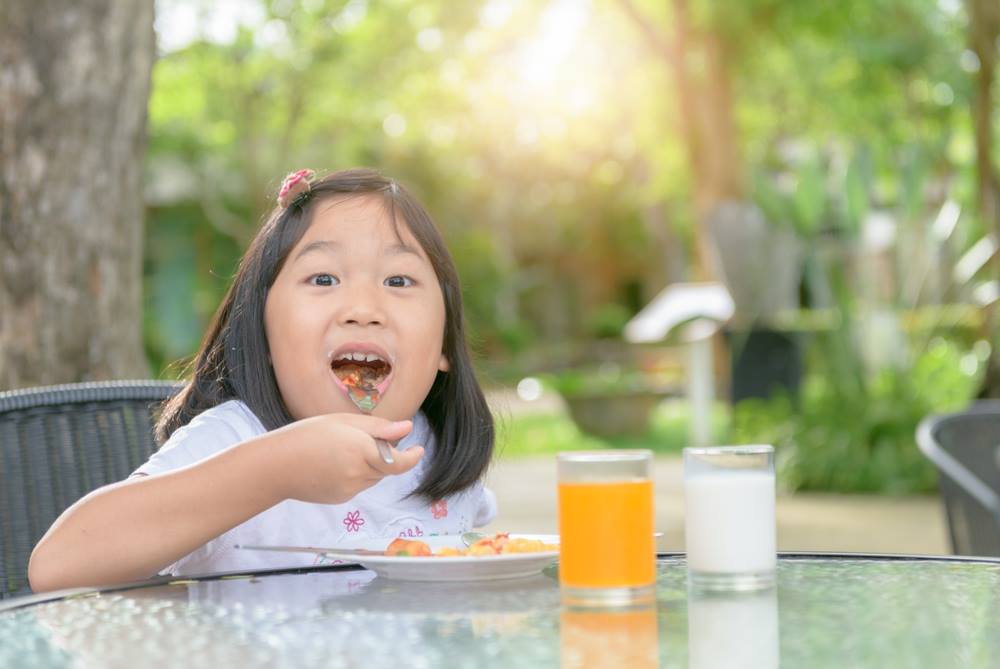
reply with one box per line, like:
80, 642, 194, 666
127, 401, 267, 576
132, 401, 264, 478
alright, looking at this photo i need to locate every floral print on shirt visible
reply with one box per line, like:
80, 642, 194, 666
343, 510, 366, 532
430, 499, 448, 519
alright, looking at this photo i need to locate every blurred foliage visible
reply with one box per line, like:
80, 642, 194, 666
496, 399, 729, 457
145, 0, 981, 373
143, 1, 996, 493
731, 337, 984, 494
546, 364, 653, 397
545, 364, 676, 397
732, 105, 989, 493
586, 303, 631, 339
146, 0, 671, 373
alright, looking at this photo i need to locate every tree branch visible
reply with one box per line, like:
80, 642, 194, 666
614, 0, 677, 66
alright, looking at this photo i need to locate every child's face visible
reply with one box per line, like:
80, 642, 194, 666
264, 195, 449, 422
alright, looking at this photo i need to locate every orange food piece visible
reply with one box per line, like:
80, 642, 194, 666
433, 546, 464, 557
502, 537, 556, 553
385, 538, 432, 556
383, 532, 557, 557
466, 542, 500, 556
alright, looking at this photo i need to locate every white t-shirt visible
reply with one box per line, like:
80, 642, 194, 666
132, 400, 497, 576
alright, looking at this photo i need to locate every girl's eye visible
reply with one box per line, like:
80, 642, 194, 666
309, 273, 339, 287
384, 275, 414, 288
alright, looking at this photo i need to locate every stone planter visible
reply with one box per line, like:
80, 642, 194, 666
562, 390, 671, 438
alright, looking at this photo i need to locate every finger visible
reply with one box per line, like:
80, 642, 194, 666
334, 414, 413, 441
365, 443, 424, 477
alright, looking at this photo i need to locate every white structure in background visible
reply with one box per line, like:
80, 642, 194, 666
624, 282, 735, 448
953, 223, 999, 307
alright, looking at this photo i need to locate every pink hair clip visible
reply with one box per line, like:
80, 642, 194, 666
277, 169, 315, 208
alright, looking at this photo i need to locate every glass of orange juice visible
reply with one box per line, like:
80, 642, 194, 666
557, 450, 656, 607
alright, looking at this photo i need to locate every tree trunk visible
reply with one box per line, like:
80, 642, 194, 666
966, 0, 1000, 398
0, 0, 155, 389
969, 0, 1000, 232
690, 28, 745, 281
617, 0, 745, 280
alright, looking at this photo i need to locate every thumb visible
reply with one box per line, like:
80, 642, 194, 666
379, 444, 424, 476
335, 414, 413, 441
373, 419, 414, 442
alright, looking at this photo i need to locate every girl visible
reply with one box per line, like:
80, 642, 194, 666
29, 168, 496, 591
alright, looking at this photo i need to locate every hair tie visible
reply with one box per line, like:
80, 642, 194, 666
277, 169, 315, 208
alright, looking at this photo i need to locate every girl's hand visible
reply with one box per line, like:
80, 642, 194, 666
271, 414, 424, 505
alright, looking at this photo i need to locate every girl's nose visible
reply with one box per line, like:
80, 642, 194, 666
338, 285, 386, 326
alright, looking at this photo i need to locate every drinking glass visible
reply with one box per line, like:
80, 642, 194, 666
683, 445, 776, 591
557, 450, 655, 607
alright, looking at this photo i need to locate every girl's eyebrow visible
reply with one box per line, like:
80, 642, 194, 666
386, 242, 423, 258
294, 240, 340, 261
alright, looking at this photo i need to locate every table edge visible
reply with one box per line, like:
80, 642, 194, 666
4, 551, 998, 613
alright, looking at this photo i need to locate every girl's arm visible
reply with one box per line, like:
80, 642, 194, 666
28, 415, 421, 592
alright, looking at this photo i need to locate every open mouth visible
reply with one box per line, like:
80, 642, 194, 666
331, 352, 393, 412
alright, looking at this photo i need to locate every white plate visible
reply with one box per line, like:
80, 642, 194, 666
243, 534, 560, 582
356, 534, 559, 581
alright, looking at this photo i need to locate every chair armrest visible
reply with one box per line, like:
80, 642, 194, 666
917, 416, 1000, 515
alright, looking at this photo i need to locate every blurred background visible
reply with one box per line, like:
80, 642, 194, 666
4, 0, 1000, 548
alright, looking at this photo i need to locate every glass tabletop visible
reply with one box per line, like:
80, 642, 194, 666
2, 554, 999, 668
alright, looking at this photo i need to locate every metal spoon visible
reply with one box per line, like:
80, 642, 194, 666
374, 438, 394, 464
461, 531, 487, 546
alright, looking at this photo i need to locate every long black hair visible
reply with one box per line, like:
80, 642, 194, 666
156, 168, 494, 500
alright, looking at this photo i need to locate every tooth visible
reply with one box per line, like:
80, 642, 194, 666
350, 352, 364, 361
365, 353, 379, 362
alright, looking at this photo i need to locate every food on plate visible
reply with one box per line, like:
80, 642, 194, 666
385, 538, 432, 556
383, 532, 557, 557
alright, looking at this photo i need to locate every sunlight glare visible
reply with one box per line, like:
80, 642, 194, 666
383, 114, 407, 137
480, 0, 514, 29
516, 0, 590, 91
473, 0, 609, 134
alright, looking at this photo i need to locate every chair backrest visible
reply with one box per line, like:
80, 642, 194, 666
916, 401, 1000, 557
0, 380, 181, 599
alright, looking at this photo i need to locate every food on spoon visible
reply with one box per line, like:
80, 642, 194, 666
331, 352, 391, 412
382, 532, 557, 557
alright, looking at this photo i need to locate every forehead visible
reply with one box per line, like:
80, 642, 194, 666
299, 194, 422, 251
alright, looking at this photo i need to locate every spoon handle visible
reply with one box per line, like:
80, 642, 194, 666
374, 439, 395, 464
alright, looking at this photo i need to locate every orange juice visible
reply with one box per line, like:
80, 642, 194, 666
558, 479, 655, 588
560, 606, 659, 669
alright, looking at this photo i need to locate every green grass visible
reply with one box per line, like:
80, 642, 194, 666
494, 399, 731, 458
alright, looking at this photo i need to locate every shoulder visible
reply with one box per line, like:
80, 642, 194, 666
133, 400, 266, 477
180, 400, 265, 440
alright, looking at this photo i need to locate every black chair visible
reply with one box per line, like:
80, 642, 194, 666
916, 401, 1000, 557
0, 380, 181, 599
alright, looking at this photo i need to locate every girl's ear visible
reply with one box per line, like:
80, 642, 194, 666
438, 353, 450, 372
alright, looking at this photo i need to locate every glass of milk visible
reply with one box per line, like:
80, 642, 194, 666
683, 445, 776, 591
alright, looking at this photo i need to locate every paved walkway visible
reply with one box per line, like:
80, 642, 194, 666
481, 455, 949, 556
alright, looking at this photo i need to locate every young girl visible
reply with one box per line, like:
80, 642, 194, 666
29, 168, 496, 591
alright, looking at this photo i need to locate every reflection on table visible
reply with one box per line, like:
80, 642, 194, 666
2, 555, 1000, 668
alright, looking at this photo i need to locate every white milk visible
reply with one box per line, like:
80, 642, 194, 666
684, 470, 776, 574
